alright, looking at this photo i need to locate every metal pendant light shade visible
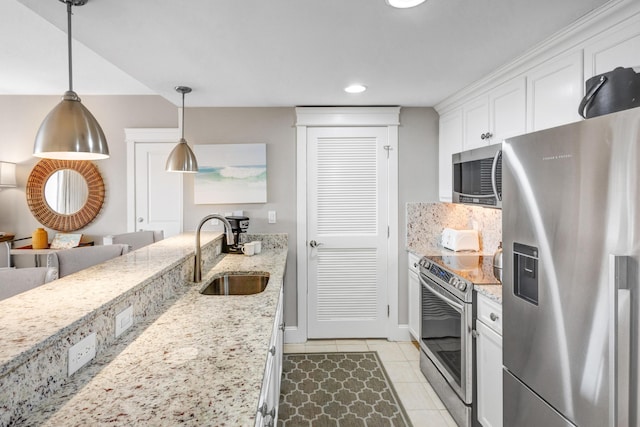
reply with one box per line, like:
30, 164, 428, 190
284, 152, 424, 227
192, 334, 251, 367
33, 0, 109, 160
34, 90, 108, 160
166, 138, 198, 172
166, 86, 198, 173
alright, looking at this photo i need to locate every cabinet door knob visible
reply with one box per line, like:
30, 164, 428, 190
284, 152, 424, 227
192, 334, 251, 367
490, 312, 499, 321
481, 133, 486, 140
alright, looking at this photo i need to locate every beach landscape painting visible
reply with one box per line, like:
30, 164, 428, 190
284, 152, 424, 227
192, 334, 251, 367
194, 143, 267, 204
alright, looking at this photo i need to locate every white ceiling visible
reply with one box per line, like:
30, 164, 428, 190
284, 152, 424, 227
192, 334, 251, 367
3, 0, 610, 107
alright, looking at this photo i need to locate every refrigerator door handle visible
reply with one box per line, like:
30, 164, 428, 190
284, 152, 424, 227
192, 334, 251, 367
609, 255, 630, 427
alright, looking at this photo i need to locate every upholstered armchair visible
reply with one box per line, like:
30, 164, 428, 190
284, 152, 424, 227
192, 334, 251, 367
0, 267, 58, 300
103, 230, 164, 251
48, 244, 129, 278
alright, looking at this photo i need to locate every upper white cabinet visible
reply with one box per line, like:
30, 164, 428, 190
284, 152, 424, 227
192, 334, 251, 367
583, 15, 640, 79
490, 77, 527, 143
464, 77, 527, 151
463, 96, 490, 151
438, 108, 463, 202
526, 51, 584, 132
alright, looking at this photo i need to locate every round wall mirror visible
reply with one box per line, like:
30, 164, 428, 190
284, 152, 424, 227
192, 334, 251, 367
27, 159, 105, 232
44, 169, 89, 215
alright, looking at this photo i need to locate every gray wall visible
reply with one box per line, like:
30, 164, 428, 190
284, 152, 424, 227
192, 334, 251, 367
0, 96, 439, 331
397, 108, 439, 324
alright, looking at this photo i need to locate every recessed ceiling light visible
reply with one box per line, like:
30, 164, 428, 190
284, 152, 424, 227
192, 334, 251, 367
385, 0, 427, 8
345, 84, 367, 94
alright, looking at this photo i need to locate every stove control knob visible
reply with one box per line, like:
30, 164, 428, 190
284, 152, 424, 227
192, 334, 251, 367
457, 281, 467, 291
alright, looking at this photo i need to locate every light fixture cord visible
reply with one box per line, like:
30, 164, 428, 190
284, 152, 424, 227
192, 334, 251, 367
66, 1, 73, 92
181, 91, 185, 140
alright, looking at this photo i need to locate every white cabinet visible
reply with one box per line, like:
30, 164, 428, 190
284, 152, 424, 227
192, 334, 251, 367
584, 15, 640, 80
256, 288, 284, 427
408, 252, 420, 341
526, 51, 583, 132
438, 108, 463, 202
489, 78, 527, 143
475, 293, 503, 427
463, 97, 490, 151
463, 77, 526, 151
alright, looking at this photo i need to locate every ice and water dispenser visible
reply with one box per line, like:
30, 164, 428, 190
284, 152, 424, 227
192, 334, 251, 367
513, 243, 539, 305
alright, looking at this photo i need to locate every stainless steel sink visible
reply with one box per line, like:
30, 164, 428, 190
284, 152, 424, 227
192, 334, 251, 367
200, 273, 270, 295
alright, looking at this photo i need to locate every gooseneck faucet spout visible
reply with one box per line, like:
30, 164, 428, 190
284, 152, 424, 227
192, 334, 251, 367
194, 214, 235, 283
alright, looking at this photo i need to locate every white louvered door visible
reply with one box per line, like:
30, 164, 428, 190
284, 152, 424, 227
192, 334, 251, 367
307, 127, 389, 338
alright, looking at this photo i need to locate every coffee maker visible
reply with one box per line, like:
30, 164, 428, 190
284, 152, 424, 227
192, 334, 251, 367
222, 216, 249, 254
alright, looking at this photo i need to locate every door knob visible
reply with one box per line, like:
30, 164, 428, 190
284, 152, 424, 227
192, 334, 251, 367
309, 240, 322, 248
137, 217, 144, 223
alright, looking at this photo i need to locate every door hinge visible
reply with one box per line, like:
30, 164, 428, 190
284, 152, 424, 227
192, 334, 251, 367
387, 305, 390, 317
387, 225, 390, 238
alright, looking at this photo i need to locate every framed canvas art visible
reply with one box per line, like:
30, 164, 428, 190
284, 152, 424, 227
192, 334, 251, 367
194, 143, 267, 204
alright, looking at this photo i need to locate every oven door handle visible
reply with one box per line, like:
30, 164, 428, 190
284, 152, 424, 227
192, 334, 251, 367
420, 275, 464, 313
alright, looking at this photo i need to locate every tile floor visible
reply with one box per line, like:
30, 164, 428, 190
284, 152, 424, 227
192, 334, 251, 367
283, 339, 457, 427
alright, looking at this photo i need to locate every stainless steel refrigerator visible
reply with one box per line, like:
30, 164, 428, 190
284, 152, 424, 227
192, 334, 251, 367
502, 106, 640, 427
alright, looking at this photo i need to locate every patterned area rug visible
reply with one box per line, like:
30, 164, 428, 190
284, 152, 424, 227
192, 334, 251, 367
279, 352, 412, 426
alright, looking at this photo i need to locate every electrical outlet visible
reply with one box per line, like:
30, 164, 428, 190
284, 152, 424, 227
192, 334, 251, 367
268, 210, 277, 224
215, 242, 222, 255
68, 332, 96, 376
115, 305, 133, 338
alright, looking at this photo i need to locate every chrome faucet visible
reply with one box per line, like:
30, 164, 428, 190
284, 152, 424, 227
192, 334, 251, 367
194, 214, 235, 283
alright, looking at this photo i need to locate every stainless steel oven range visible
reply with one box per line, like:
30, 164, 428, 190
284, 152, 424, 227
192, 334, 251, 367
418, 255, 498, 427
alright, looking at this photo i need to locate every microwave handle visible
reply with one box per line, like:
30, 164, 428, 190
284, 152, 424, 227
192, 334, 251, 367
491, 148, 501, 201
456, 193, 496, 199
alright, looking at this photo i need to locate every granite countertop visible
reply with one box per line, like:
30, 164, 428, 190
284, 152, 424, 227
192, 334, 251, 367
27, 248, 286, 426
0, 233, 216, 372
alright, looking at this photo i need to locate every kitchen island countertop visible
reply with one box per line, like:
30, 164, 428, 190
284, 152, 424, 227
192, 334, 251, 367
16, 238, 287, 426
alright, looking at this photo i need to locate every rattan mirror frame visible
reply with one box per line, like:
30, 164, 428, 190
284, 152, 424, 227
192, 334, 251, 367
26, 159, 105, 232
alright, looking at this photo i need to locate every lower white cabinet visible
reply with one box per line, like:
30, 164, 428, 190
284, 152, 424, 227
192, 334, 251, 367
475, 293, 503, 427
408, 253, 420, 341
256, 288, 284, 427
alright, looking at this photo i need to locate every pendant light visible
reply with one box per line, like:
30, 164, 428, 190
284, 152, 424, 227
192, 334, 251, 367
33, 0, 109, 160
385, 0, 427, 8
165, 86, 198, 173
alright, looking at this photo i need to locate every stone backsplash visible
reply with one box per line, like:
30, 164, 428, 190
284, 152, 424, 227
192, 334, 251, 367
406, 202, 502, 254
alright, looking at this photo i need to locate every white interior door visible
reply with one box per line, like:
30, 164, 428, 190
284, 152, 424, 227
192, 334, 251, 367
134, 142, 183, 237
126, 129, 183, 239
307, 126, 389, 338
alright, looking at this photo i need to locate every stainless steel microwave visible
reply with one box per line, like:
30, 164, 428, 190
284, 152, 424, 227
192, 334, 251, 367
452, 144, 502, 208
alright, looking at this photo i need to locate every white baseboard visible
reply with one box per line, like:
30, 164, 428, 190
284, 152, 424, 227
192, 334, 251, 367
388, 324, 412, 342
284, 326, 306, 344
284, 324, 413, 344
